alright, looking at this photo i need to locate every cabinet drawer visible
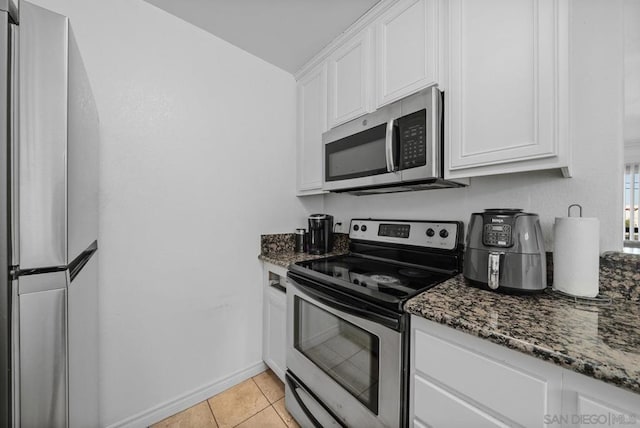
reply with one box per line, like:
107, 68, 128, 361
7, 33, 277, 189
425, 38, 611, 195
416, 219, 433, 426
414, 329, 549, 427
414, 375, 509, 427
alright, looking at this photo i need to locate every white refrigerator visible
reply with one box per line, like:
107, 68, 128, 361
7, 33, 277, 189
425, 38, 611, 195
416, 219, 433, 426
0, 1, 100, 427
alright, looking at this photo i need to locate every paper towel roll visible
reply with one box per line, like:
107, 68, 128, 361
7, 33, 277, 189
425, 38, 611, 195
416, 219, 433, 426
553, 217, 600, 297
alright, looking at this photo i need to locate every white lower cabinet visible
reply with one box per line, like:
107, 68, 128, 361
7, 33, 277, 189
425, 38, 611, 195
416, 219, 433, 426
561, 371, 640, 428
411, 316, 562, 427
413, 375, 511, 427
411, 316, 640, 428
262, 263, 287, 382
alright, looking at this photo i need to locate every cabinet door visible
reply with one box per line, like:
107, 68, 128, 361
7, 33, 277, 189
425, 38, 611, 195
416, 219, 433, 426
375, 0, 439, 108
561, 371, 640, 428
262, 263, 288, 382
414, 375, 510, 427
264, 286, 287, 381
328, 29, 373, 128
410, 316, 563, 428
296, 64, 327, 194
445, 0, 570, 179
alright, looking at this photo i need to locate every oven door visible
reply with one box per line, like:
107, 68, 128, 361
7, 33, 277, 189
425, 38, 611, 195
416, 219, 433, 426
286, 274, 403, 428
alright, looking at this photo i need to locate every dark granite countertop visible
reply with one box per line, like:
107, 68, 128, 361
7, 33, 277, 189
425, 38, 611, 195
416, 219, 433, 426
259, 232, 349, 269
405, 273, 640, 395
259, 250, 349, 269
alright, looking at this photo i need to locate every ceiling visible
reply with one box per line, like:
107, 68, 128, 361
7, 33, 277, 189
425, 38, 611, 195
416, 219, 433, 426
144, 0, 381, 74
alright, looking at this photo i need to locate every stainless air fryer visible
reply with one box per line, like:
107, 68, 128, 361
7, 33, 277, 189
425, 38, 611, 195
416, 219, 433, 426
463, 209, 546, 293
308, 214, 333, 255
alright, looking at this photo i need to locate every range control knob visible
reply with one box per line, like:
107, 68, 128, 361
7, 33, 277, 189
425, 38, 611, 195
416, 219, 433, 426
426, 228, 435, 237
361, 225, 367, 232
353, 225, 359, 231
439, 229, 449, 238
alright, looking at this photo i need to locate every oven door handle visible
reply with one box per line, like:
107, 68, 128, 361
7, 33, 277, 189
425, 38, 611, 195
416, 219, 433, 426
291, 278, 401, 331
286, 372, 346, 428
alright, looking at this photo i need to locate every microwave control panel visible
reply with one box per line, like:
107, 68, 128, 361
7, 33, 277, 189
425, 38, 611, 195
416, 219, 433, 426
398, 109, 427, 170
349, 219, 460, 250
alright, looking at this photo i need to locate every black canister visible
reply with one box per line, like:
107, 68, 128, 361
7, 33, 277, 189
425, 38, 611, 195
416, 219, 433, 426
295, 228, 306, 253
308, 214, 333, 255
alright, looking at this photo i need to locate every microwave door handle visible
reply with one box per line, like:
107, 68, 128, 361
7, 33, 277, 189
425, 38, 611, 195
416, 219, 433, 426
431, 87, 443, 174
385, 118, 396, 172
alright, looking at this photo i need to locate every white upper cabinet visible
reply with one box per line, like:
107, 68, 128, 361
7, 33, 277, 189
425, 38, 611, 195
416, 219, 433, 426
445, 0, 570, 179
295, 0, 573, 194
375, 0, 439, 108
296, 63, 327, 194
327, 29, 373, 128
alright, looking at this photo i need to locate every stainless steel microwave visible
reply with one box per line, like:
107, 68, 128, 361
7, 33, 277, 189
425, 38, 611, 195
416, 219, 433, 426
322, 87, 466, 195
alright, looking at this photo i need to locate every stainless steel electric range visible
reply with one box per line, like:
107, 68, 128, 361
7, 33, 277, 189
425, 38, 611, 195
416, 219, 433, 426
285, 219, 464, 428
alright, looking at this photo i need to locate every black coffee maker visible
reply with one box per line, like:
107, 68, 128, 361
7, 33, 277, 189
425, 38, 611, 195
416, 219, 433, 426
308, 214, 334, 255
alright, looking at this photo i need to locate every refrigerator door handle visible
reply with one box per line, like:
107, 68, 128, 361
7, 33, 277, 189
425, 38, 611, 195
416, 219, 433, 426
68, 241, 97, 282
9, 22, 18, 267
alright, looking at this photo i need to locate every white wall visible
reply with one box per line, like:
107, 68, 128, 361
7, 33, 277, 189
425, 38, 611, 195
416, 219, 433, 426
27, 0, 317, 426
326, 0, 625, 253
624, 0, 640, 162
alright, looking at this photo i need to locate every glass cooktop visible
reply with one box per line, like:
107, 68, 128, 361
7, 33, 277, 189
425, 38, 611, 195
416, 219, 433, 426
290, 254, 451, 310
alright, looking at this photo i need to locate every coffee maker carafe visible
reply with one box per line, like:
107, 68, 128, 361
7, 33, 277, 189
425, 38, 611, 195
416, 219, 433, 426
308, 214, 333, 255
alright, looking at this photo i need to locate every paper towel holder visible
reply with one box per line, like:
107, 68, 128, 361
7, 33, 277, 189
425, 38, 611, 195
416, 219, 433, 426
568, 203, 583, 217
553, 203, 600, 298
548, 288, 612, 307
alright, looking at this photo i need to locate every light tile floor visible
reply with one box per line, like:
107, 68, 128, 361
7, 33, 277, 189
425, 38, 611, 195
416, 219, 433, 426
151, 369, 300, 428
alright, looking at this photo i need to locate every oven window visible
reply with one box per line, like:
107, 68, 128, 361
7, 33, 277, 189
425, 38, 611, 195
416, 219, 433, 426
294, 297, 380, 414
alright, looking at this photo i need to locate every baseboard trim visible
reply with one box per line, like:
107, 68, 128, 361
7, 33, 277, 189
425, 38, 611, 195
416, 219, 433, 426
106, 361, 268, 428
